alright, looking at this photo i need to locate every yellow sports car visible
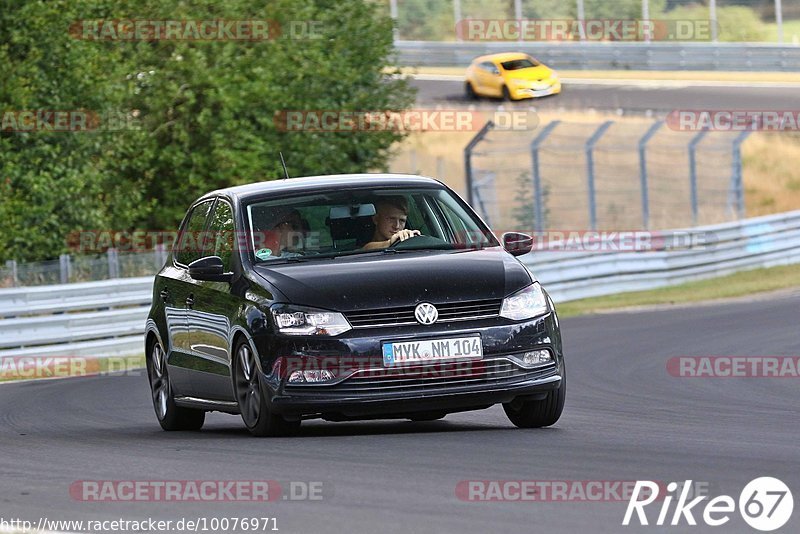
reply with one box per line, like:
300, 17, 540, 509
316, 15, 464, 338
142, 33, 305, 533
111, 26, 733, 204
465, 52, 561, 101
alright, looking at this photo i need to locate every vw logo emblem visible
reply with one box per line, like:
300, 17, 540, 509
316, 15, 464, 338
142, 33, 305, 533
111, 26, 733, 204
414, 303, 438, 325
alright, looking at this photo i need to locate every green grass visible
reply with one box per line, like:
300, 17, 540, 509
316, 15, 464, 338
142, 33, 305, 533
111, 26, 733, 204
764, 20, 800, 43
556, 264, 800, 318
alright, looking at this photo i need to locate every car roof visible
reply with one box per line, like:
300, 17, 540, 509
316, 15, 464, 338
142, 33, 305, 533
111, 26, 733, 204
201, 173, 444, 204
473, 52, 532, 64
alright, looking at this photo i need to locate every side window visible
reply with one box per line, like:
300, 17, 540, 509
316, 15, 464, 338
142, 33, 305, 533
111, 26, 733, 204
174, 200, 213, 266
481, 62, 499, 74
439, 202, 467, 238
203, 200, 235, 272
406, 196, 430, 235
436, 200, 488, 247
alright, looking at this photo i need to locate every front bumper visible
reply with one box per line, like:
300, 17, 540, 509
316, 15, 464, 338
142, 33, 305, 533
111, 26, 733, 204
271, 372, 562, 420
256, 312, 564, 420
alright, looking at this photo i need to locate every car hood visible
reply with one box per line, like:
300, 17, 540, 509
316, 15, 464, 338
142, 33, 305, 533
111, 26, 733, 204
506, 65, 554, 81
253, 247, 533, 312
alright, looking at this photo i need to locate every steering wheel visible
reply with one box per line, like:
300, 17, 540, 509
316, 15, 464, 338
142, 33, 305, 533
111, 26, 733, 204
387, 233, 424, 248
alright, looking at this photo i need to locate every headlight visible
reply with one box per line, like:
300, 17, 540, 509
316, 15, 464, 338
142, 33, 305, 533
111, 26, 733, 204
500, 283, 549, 321
549, 71, 558, 80
271, 304, 352, 336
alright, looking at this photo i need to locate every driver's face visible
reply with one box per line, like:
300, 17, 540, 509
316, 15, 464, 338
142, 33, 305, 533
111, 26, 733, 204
373, 205, 407, 240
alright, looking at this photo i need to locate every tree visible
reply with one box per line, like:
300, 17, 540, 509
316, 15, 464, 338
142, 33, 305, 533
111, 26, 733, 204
1, 0, 415, 261
0, 0, 149, 261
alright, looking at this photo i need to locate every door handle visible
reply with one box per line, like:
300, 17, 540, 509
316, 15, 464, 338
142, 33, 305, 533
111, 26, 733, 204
186, 294, 194, 307
159, 289, 169, 300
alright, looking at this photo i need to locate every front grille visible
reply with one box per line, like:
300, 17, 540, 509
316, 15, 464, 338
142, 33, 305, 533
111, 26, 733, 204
345, 299, 502, 329
284, 357, 556, 397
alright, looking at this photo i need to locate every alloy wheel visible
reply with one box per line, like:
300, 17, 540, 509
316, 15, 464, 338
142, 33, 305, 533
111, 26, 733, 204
235, 343, 261, 427
150, 343, 169, 420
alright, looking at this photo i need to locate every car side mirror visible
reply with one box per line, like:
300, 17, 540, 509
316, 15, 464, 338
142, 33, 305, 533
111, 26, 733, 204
188, 256, 232, 282
502, 232, 533, 257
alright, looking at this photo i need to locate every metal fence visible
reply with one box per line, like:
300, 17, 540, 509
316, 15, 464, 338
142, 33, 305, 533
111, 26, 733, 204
395, 41, 800, 70
465, 118, 750, 232
0, 246, 169, 288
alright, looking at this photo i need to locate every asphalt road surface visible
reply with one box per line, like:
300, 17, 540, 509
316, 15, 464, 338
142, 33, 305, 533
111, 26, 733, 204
411, 77, 800, 114
1, 292, 798, 534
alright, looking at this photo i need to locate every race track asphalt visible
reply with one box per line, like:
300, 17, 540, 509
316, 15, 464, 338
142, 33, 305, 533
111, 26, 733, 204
2, 292, 798, 533
411, 77, 800, 114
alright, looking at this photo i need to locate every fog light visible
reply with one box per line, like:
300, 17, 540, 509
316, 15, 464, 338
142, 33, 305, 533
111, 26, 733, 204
288, 370, 336, 383
303, 370, 336, 382
523, 349, 552, 366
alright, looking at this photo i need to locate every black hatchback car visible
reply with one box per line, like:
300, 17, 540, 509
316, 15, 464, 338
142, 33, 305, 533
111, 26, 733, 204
145, 174, 565, 436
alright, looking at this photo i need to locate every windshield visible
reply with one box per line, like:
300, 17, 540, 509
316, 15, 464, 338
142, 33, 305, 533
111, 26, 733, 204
501, 58, 538, 71
244, 187, 498, 262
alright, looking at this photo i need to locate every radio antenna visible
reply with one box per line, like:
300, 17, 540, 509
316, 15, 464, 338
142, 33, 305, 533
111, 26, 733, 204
279, 152, 290, 180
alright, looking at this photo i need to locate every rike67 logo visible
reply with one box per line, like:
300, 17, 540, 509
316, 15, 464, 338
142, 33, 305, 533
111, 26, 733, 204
623, 477, 793, 531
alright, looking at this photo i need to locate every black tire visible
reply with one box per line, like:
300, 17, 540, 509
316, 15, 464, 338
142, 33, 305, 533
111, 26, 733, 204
503, 365, 565, 428
147, 339, 205, 431
465, 81, 477, 100
233, 339, 300, 437
501, 85, 513, 101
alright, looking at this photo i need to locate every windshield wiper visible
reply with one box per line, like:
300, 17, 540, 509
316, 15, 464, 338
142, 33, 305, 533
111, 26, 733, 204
383, 245, 453, 253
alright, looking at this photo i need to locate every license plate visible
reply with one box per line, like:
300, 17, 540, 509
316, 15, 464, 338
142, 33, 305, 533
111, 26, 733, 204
382, 335, 482, 367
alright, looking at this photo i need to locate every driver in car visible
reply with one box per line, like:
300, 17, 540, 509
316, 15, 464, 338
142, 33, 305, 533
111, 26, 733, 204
254, 207, 307, 259
361, 196, 421, 250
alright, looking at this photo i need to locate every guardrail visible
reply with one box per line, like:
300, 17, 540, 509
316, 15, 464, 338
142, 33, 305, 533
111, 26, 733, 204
0, 277, 153, 359
0, 277, 153, 318
1, 210, 799, 359
526, 211, 800, 301
395, 41, 800, 70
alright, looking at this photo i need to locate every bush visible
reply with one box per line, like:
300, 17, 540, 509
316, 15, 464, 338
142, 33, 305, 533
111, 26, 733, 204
663, 5, 767, 42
